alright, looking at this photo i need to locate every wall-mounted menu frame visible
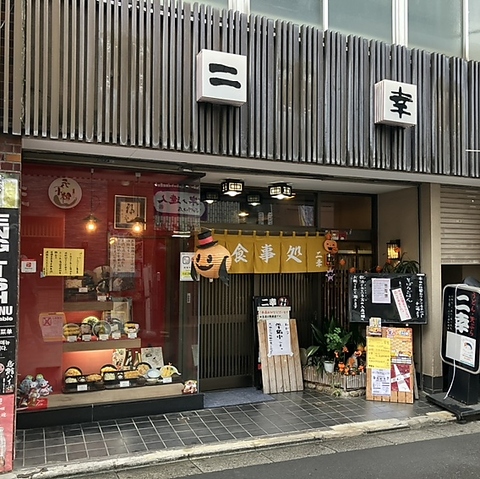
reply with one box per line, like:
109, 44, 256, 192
348, 273, 427, 324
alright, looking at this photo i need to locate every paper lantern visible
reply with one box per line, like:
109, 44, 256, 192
191, 231, 232, 285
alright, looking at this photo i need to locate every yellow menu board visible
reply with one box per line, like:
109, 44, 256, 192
43, 248, 84, 276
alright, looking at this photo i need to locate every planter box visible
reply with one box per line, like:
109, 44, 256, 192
303, 365, 366, 392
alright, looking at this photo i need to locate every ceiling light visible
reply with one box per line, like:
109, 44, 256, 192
269, 183, 294, 200
172, 231, 191, 238
83, 168, 99, 232
204, 191, 219, 204
84, 213, 99, 232
128, 172, 145, 234
221, 179, 244, 197
246, 193, 261, 206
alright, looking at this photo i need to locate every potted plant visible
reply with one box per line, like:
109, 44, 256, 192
324, 325, 352, 373
305, 317, 352, 374
381, 253, 420, 274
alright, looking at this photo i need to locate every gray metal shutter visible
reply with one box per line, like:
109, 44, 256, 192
441, 185, 480, 264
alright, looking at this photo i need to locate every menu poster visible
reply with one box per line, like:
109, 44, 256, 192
371, 368, 391, 396
366, 337, 391, 370
141, 347, 164, 369
42, 248, 84, 277
349, 273, 427, 324
109, 238, 136, 291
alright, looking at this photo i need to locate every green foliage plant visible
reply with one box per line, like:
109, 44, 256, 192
381, 253, 420, 274
306, 317, 352, 369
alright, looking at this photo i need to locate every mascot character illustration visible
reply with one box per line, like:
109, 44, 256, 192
191, 231, 232, 285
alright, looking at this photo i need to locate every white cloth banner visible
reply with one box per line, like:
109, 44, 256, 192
266, 319, 293, 357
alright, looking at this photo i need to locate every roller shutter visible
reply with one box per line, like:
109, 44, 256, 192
441, 186, 480, 264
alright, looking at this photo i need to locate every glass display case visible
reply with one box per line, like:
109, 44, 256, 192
17, 163, 201, 422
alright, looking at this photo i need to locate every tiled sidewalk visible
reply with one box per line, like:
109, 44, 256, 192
14, 389, 442, 470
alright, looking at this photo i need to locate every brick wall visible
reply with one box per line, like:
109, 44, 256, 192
0, 134, 21, 172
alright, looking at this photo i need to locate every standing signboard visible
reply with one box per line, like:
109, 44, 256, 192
366, 326, 415, 404
441, 284, 480, 374
253, 296, 303, 394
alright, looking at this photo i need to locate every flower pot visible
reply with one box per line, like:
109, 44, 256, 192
323, 360, 335, 374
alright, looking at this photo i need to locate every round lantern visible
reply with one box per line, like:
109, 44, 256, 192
191, 231, 232, 285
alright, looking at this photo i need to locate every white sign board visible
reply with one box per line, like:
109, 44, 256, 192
180, 252, 195, 282
266, 319, 293, 357
196, 49, 247, 106
375, 79, 417, 127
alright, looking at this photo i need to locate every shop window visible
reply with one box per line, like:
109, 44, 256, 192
408, 0, 462, 57
319, 193, 372, 230
18, 163, 200, 405
250, 0, 323, 28
329, 0, 392, 44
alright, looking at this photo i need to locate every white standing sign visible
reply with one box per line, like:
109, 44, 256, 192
266, 319, 293, 357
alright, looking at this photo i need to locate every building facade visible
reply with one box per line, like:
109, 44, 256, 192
0, 1, 479, 443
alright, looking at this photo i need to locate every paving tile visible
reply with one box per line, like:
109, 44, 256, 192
67, 451, 89, 461
13, 390, 445, 472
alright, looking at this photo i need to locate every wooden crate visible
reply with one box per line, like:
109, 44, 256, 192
303, 366, 366, 391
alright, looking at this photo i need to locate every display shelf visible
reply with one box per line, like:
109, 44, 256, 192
51, 382, 185, 407
63, 301, 113, 312
62, 338, 141, 352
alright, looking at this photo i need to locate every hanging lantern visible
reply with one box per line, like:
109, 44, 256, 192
191, 230, 232, 285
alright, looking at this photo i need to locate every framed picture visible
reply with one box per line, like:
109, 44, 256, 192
114, 195, 146, 229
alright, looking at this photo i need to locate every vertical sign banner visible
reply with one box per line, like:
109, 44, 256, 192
253, 234, 281, 273
0, 209, 19, 473
226, 234, 254, 274
441, 284, 480, 374
306, 234, 328, 273
280, 234, 308, 273
42, 248, 84, 276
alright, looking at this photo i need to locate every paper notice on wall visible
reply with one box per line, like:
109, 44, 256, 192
366, 337, 391, 369
42, 248, 84, 277
372, 278, 391, 304
266, 319, 293, 356
109, 238, 135, 274
180, 252, 195, 282
371, 368, 391, 396
392, 287, 412, 321
257, 307, 291, 320
38, 313, 65, 342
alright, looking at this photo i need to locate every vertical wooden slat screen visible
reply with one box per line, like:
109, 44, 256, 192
199, 271, 320, 390
199, 273, 254, 389
4, 1, 480, 179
